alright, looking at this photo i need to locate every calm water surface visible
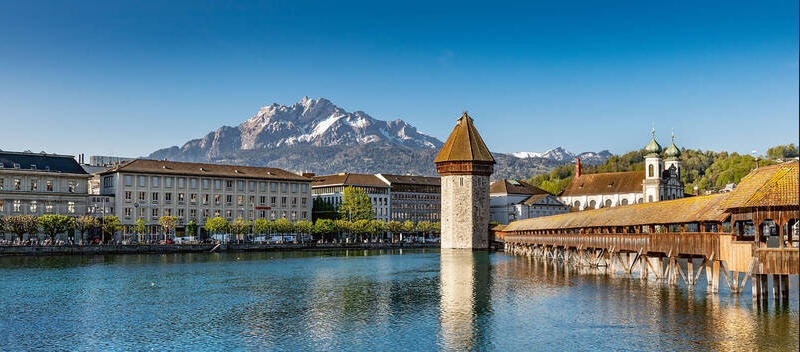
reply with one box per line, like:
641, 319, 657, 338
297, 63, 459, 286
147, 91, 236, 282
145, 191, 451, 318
0, 250, 797, 351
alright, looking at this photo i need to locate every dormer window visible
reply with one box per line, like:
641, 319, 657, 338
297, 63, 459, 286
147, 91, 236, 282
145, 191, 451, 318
31, 164, 36, 170
13, 163, 20, 168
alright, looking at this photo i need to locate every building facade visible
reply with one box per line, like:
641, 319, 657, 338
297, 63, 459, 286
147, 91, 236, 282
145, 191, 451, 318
559, 131, 685, 211
376, 173, 440, 223
99, 159, 312, 237
0, 151, 90, 217
311, 173, 392, 222
489, 179, 569, 225
435, 112, 495, 250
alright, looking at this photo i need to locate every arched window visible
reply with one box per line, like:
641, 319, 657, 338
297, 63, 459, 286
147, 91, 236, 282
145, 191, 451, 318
589, 200, 596, 209
621, 199, 628, 205
637, 198, 643, 204
605, 199, 612, 207
574, 200, 581, 208
648, 164, 654, 178
648, 195, 653, 202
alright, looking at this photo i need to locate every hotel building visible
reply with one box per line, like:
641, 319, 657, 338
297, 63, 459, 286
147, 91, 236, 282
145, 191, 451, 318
99, 159, 312, 237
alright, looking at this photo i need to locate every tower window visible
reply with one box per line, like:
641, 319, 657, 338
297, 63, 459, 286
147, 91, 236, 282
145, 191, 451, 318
648, 164, 654, 178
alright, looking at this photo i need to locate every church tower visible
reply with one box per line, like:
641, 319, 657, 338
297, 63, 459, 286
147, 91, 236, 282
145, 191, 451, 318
435, 112, 495, 250
663, 132, 681, 178
642, 128, 663, 203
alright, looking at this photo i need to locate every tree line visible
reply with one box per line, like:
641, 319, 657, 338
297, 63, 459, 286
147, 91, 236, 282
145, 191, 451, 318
0, 214, 122, 244
526, 144, 795, 195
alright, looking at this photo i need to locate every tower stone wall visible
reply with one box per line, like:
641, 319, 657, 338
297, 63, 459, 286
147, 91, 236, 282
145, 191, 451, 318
440, 174, 490, 249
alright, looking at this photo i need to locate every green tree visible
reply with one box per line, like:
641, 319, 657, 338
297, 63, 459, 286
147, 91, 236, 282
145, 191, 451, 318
313, 218, 336, 243
352, 219, 371, 243
334, 219, 352, 243
273, 218, 293, 242
338, 186, 375, 221
229, 218, 251, 243
158, 216, 178, 242
416, 221, 433, 243
385, 220, 402, 243
253, 219, 270, 236
101, 216, 122, 243
205, 217, 229, 242
186, 220, 198, 238
369, 219, 385, 242
6, 215, 38, 243
134, 218, 147, 243
38, 214, 74, 244
294, 220, 313, 243
74, 215, 99, 244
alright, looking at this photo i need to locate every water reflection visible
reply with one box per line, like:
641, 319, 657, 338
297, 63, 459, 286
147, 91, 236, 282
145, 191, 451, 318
0, 250, 796, 351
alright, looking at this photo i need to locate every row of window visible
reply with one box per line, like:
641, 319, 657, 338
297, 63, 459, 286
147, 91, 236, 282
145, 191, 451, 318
391, 193, 440, 201
0, 199, 76, 213
123, 191, 308, 207
0, 178, 78, 193
116, 175, 308, 194
122, 207, 307, 221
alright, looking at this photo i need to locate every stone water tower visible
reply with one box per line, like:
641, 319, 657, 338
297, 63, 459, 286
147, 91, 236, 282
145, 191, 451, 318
434, 112, 495, 250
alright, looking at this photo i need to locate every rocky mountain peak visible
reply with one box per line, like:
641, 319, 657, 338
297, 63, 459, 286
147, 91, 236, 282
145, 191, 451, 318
150, 97, 444, 162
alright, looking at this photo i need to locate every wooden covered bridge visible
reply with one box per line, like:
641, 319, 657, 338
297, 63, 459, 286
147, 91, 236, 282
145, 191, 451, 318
498, 162, 799, 301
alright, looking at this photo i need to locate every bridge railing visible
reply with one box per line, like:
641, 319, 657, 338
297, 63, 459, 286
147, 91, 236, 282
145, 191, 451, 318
504, 232, 723, 258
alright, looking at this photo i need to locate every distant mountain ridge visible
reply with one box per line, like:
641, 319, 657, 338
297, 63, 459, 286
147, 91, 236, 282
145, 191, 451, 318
511, 147, 612, 164
147, 97, 613, 180
150, 97, 443, 161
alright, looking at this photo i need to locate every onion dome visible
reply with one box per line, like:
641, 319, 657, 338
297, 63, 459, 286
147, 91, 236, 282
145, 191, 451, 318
644, 128, 662, 156
664, 134, 681, 159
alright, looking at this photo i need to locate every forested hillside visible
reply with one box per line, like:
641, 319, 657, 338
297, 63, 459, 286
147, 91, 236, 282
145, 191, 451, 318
526, 144, 797, 195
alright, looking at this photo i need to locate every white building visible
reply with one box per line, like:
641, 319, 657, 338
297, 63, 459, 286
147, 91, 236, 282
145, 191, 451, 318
489, 179, 569, 225
99, 159, 312, 238
559, 130, 685, 211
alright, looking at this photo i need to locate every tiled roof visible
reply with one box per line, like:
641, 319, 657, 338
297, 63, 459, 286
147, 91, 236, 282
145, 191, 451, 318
721, 162, 799, 209
376, 174, 440, 186
434, 112, 495, 163
490, 179, 550, 195
504, 193, 730, 231
312, 173, 390, 187
560, 171, 645, 196
0, 151, 88, 175
100, 159, 309, 181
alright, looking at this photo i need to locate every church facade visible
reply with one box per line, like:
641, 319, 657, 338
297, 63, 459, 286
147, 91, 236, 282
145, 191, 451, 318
559, 131, 685, 211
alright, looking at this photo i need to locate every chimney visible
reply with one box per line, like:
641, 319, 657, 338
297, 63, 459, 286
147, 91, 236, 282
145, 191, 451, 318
575, 157, 582, 178
302, 172, 315, 178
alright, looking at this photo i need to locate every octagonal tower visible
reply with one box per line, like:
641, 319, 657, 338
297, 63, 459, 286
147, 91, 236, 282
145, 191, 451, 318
434, 112, 495, 250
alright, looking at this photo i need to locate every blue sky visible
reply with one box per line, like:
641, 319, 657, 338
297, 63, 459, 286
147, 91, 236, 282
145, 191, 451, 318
0, 1, 797, 157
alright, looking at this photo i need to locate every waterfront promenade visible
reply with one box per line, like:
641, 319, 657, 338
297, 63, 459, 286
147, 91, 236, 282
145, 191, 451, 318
0, 242, 439, 256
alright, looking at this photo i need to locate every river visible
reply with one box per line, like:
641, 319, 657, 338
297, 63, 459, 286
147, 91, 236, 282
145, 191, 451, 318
0, 250, 797, 351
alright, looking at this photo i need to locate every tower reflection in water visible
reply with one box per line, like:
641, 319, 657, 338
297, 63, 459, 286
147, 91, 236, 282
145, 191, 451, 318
438, 250, 492, 351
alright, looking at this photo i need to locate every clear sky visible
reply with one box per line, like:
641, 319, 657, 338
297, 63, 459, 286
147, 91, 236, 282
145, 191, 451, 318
1, 1, 797, 158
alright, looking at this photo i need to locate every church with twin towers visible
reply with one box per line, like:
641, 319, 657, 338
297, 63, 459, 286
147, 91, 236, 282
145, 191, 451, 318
558, 129, 686, 211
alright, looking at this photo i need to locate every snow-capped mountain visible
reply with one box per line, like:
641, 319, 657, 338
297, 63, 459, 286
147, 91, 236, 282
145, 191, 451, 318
511, 147, 612, 164
149, 97, 443, 161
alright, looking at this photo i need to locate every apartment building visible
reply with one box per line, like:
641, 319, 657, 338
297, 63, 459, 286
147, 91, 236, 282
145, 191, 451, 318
311, 173, 391, 222
312, 173, 441, 223
0, 151, 90, 217
99, 159, 312, 237
376, 173, 440, 223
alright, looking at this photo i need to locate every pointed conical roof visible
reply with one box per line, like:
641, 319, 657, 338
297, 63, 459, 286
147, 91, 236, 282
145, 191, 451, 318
434, 112, 495, 164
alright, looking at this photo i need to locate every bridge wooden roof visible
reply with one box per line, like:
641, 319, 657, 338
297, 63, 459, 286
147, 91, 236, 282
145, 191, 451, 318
434, 112, 495, 164
504, 193, 730, 231
721, 162, 798, 209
